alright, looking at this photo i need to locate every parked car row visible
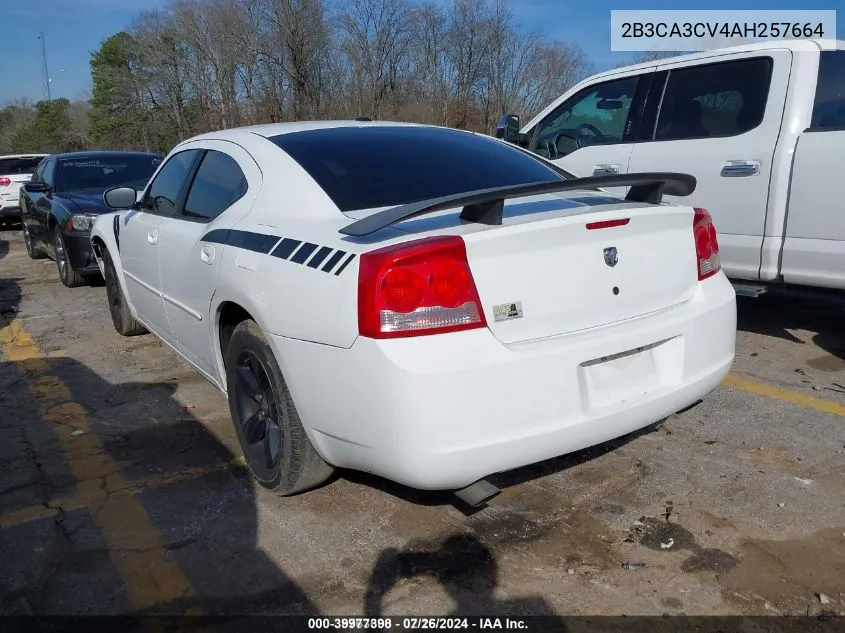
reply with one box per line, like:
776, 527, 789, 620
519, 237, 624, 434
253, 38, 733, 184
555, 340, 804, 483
17, 151, 162, 287
18, 36, 839, 504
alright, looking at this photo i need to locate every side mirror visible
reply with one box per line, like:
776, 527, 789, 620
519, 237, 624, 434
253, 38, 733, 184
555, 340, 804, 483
495, 114, 521, 143
24, 181, 50, 193
104, 186, 138, 209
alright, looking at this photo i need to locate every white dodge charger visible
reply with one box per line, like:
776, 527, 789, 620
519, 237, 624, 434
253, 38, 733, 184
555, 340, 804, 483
90, 121, 736, 505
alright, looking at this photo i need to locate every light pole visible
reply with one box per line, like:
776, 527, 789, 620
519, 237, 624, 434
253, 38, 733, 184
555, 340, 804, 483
37, 32, 51, 102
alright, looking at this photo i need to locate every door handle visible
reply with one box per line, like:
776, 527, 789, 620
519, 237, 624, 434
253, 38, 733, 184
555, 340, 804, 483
720, 160, 760, 177
147, 230, 158, 245
593, 164, 620, 176
200, 244, 215, 265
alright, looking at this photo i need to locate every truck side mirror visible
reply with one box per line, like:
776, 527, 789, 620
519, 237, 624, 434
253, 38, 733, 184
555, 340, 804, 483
495, 114, 521, 144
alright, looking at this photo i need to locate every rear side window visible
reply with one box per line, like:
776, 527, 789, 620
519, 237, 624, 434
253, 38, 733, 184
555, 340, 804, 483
0, 157, 43, 175
269, 126, 562, 212
654, 57, 773, 141
182, 150, 248, 221
810, 51, 845, 130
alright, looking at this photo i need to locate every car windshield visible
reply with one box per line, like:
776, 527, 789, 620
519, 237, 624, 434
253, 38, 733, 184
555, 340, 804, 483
0, 157, 43, 175
268, 126, 568, 213
55, 155, 162, 193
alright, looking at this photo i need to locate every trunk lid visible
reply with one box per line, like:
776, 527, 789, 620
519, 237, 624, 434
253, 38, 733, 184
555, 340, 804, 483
354, 193, 699, 344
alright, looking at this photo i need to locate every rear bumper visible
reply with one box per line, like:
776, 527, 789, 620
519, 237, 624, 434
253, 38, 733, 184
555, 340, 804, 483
270, 274, 737, 490
62, 231, 101, 275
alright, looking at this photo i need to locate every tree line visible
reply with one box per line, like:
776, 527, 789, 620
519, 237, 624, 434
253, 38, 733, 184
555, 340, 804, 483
2, 0, 669, 157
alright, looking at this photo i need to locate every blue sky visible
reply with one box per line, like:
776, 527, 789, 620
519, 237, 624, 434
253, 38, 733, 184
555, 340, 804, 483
1, 0, 842, 106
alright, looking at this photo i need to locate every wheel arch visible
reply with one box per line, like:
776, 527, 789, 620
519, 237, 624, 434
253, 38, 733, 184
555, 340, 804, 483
91, 213, 138, 319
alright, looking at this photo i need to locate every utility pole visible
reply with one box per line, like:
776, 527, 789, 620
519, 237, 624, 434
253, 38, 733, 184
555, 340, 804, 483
38, 32, 51, 102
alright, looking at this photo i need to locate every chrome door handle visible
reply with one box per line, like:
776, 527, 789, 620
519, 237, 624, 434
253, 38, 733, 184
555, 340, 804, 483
200, 244, 215, 265
147, 229, 158, 245
720, 160, 760, 177
593, 164, 620, 176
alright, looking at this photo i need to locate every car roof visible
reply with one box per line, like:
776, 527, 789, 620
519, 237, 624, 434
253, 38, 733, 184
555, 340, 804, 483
184, 119, 443, 144
0, 153, 49, 160
586, 38, 845, 83
50, 150, 163, 160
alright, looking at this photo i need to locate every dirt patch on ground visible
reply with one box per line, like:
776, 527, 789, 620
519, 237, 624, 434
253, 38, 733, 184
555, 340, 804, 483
719, 527, 845, 613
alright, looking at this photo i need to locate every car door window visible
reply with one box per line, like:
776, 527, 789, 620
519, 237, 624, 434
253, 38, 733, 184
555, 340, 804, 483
810, 50, 845, 130
30, 160, 47, 183
180, 150, 248, 222
141, 150, 200, 216
41, 159, 56, 188
653, 57, 773, 141
530, 76, 643, 160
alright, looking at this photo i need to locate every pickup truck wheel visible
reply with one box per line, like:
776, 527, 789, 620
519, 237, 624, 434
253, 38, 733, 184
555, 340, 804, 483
52, 225, 86, 288
22, 223, 45, 259
102, 247, 147, 336
226, 319, 334, 495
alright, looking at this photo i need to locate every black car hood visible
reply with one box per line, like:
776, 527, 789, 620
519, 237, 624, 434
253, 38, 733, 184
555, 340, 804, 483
59, 190, 113, 214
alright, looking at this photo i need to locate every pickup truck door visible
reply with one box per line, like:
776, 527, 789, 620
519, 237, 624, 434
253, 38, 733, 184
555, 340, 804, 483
156, 141, 261, 382
779, 50, 845, 291
521, 70, 655, 195
120, 149, 202, 342
625, 50, 793, 282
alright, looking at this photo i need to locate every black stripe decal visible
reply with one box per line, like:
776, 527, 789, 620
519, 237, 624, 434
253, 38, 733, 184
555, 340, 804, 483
197, 229, 357, 276
228, 230, 279, 253
307, 246, 333, 269
290, 242, 319, 264
321, 250, 346, 273
334, 253, 356, 276
271, 238, 302, 260
201, 228, 230, 245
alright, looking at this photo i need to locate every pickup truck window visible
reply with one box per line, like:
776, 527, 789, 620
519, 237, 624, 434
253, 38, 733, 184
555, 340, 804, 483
530, 76, 643, 160
654, 57, 773, 141
810, 51, 845, 130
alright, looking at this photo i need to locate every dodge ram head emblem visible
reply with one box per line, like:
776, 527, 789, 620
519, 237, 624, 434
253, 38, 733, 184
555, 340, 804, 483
603, 247, 618, 267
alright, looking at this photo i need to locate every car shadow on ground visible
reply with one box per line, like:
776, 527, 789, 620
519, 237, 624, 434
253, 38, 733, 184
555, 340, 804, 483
341, 421, 662, 513
0, 342, 561, 616
364, 533, 562, 619
736, 290, 845, 363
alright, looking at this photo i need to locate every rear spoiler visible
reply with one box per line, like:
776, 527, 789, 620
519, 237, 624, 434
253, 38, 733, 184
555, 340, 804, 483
339, 172, 696, 237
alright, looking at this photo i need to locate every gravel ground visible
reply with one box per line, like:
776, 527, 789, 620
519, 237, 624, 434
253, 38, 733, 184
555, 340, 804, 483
0, 225, 843, 617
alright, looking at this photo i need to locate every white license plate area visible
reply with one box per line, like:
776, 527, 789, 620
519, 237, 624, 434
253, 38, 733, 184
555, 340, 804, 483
579, 344, 660, 410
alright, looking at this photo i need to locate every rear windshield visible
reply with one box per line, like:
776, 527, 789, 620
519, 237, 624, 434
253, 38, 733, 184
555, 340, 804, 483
811, 50, 845, 130
55, 154, 162, 193
268, 126, 565, 212
0, 157, 43, 175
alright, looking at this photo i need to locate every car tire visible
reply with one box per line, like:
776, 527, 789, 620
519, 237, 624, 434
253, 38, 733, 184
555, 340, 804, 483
22, 222, 45, 259
52, 225, 86, 288
225, 319, 334, 496
102, 247, 147, 337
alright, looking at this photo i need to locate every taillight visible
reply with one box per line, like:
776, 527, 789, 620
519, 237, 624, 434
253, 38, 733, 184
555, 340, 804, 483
693, 207, 720, 281
358, 235, 488, 338
0, 177, 10, 186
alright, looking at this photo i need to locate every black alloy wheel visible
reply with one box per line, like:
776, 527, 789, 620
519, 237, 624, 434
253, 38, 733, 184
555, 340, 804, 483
233, 349, 284, 481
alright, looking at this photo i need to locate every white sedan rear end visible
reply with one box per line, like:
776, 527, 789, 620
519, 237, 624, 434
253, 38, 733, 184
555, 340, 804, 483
91, 121, 735, 502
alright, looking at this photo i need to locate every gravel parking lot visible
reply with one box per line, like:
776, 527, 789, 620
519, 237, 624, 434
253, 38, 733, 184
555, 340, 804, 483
1, 225, 843, 617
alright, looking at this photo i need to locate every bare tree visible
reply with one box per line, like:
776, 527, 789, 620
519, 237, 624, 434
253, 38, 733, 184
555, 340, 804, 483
339, 0, 414, 119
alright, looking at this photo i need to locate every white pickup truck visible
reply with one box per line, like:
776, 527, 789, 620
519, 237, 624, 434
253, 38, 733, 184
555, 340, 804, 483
497, 39, 845, 296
